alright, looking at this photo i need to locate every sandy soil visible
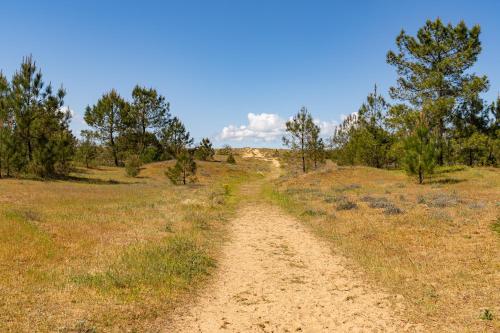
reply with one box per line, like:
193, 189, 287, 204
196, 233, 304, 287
169, 152, 421, 332
170, 205, 421, 332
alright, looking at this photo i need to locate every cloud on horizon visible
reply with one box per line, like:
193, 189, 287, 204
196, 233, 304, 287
218, 112, 338, 143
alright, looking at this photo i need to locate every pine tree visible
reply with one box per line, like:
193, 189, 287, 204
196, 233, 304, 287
76, 130, 99, 168
84, 90, 129, 166
226, 153, 236, 164
403, 120, 437, 184
165, 150, 197, 185
387, 19, 489, 165
357, 85, 392, 168
0, 72, 11, 178
219, 144, 232, 155
130, 85, 170, 155
331, 113, 358, 165
195, 137, 215, 161
330, 87, 392, 168
160, 116, 193, 158
485, 96, 500, 166
8, 56, 74, 177
282, 107, 316, 173
307, 123, 325, 169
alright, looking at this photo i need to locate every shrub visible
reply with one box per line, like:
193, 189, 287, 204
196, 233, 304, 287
417, 195, 426, 204
226, 153, 236, 164
301, 209, 326, 216
125, 155, 142, 177
480, 309, 493, 321
194, 138, 215, 161
468, 201, 485, 209
491, 218, 500, 235
336, 198, 357, 210
384, 205, 403, 215
403, 124, 437, 184
361, 195, 390, 208
361, 195, 403, 214
427, 193, 460, 207
74, 319, 97, 333
334, 184, 361, 192
219, 144, 232, 155
165, 151, 197, 185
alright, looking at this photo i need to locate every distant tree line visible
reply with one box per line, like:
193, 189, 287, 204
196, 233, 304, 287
0, 56, 215, 180
330, 19, 499, 183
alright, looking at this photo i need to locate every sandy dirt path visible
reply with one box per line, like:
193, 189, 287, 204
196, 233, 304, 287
170, 206, 418, 332
170, 153, 419, 332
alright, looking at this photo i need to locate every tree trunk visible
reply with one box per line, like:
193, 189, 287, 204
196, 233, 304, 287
418, 166, 423, 184
140, 123, 146, 155
113, 149, 118, 166
110, 134, 119, 166
437, 119, 444, 166
27, 138, 33, 162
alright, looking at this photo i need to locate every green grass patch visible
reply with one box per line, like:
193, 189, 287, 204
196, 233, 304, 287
491, 218, 500, 236
74, 234, 214, 299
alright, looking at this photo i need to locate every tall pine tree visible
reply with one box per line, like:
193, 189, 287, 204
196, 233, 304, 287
84, 90, 129, 166
387, 19, 489, 165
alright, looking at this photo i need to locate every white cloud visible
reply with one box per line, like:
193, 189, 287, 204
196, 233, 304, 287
219, 113, 286, 142
218, 112, 339, 142
59, 106, 74, 116
340, 111, 358, 122
314, 119, 338, 137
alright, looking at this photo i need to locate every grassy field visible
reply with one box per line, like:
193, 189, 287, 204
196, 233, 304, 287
266, 163, 499, 332
0, 155, 266, 332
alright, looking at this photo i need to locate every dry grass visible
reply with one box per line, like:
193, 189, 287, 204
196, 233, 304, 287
0, 155, 265, 332
266, 163, 500, 332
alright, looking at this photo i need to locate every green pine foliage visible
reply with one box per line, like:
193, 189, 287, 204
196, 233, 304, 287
130, 85, 170, 156
160, 117, 194, 159
84, 90, 129, 166
282, 107, 320, 173
195, 138, 215, 161
218, 145, 232, 156
331, 86, 392, 168
3, 19, 500, 183
165, 150, 197, 185
387, 18, 489, 166
307, 122, 326, 169
75, 130, 98, 168
226, 153, 236, 164
403, 123, 437, 184
331, 19, 499, 174
125, 154, 142, 177
0, 56, 75, 178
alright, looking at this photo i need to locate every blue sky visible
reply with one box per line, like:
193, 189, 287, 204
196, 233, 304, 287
1, 0, 499, 147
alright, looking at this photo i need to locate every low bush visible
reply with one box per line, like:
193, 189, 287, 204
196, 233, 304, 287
426, 193, 460, 207
336, 198, 358, 210
301, 209, 327, 216
384, 205, 403, 215
226, 153, 236, 164
125, 155, 142, 177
